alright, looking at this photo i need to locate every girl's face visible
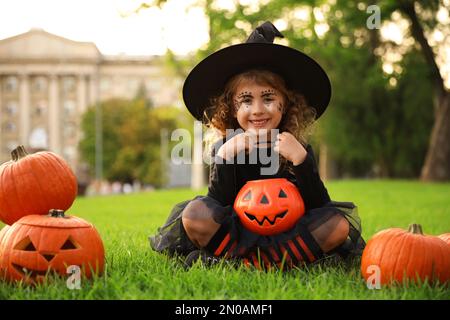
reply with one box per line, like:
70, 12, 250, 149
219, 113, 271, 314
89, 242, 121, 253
233, 81, 284, 133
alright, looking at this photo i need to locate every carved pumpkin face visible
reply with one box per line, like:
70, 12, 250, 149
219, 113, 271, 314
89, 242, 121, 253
0, 210, 104, 284
234, 178, 305, 235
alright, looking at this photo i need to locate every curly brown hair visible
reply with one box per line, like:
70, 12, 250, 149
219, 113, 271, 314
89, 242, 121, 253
203, 69, 317, 172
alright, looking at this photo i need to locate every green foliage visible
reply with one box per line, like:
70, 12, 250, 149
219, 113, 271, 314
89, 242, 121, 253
133, 81, 154, 109
0, 180, 449, 299
319, 48, 434, 177
315, 1, 436, 178
79, 98, 185, 187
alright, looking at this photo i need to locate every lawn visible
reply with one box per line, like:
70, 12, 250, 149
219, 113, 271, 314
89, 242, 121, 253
0, 180, 449, 300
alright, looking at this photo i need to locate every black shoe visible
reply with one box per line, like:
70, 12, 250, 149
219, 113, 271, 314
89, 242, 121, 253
184, 250, 232, 269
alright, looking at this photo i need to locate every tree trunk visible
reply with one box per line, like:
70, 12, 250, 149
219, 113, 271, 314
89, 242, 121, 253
319, 143, 337, 180
400, 1, 450, 181
420, 92, 450, 181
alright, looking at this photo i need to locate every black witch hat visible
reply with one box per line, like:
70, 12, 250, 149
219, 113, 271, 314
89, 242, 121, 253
182, 21, 331, 121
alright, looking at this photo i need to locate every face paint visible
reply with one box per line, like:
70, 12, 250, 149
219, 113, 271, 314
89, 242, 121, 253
235, 90, 280, 111
278, 102, 283, 112
261, 90, 277, 110
235, 91, 253, 112
261, 89, 276, 96
232, 82, 284, 132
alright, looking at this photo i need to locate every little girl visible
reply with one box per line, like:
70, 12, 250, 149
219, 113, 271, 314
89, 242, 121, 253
150, 21, 365, 269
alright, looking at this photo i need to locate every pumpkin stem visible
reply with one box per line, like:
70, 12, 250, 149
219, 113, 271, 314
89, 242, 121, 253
408, 224, 423, 235
49, 209, 65, 218
11, 145, 28, 161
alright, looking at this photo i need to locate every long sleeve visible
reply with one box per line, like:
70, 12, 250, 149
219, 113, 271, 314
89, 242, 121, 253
292, 144, 330, 211
207, 160, 236, 206
206, 140, 237, 206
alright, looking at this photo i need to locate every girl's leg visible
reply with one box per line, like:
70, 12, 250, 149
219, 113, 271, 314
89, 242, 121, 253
182, 196, 349, 264
181, 197, 227, 248
308, 210, 350, 253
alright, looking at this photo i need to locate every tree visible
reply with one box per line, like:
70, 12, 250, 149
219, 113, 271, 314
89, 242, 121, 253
308, 0, 435, 178
320, 0, 449, 179
79, 98, 128, 182
134, 81, 154, 109
79, 97, 180, 187
396, 0, 449, 181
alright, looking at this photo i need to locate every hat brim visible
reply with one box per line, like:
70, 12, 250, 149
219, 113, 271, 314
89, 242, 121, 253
182, 43, 331, 121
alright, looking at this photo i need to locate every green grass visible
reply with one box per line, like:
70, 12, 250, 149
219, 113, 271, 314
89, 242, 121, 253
0, 180, 449, 299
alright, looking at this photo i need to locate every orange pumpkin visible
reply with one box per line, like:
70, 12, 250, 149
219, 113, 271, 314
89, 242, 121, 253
0, 210, 104, 284
234, 178, 305, 236
0, 146, 77, 225
438, 233, 450, 246
361, 224, 450, 285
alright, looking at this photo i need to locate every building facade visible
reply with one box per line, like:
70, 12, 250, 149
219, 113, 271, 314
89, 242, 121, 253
0, 29, 185, 185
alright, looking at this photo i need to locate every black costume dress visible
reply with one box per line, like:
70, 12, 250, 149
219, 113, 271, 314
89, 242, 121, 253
149, 141, 365, 267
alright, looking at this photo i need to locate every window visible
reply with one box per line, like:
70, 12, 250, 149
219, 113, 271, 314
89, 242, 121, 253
147, 80, 161, 91
128, 78, 139, 92
33, 77, 48, 93
35, 101, 47, 116
63, 146, 76, 161
29, 128, 48, 149
63, 122, 77, 138
100, 78, 111, 91
4, 122, 16, 133
63, 100, 76, 117
62, 77, 76, 94
4, 101, 18, 115
4, 76, 18, 93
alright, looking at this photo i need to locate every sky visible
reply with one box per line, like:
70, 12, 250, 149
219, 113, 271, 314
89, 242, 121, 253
0, 0, 210, 55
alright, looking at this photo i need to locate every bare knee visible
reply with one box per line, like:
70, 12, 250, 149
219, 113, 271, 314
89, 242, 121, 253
311, 213, 350, 253
182, 200, 221, 248
333, 215, 350, 247
182, 199, 210, 220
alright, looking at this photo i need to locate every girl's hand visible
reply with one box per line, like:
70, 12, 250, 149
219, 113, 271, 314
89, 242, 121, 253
274, 132, 307, 166
217, 131, 258, 161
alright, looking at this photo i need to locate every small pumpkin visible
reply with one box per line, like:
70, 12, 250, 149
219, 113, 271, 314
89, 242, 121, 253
361, 224, 450, 285
0, 210, 104, 284
0, 146, 77, 225
438, 233, 450, 246
234, 178, 305, 236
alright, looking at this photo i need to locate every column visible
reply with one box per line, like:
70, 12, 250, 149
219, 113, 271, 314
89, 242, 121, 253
73, 74, 88, 172
160, 128, 169, 187
319, 143, 337, 180
88, 73, 99, 107
48, 74, 61, 154
77, 74, 87, 114
191, 121, 205, 190
19, 73, 30, 147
